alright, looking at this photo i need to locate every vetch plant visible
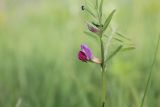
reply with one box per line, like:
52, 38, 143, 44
77, 0, 134, 107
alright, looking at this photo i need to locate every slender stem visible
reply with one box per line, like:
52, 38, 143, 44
98, 1, 106, 106
101, 67, 106, 107
140, 34, 160, 107
99, 28, 113, 107
100, 38, 104, 65
100, 38, 106, 107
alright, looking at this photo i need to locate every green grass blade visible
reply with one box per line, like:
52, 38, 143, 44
85, 7, 96, 18
84, 31, 99, 42
105, 45, 123, 63
104, 34, 124, 43
102, 10, 116, 32
95, 0, 98, 9
140, 34, 160, 107
121, 46, 135, 51
115, 32, 131, 41
99, 0, 104, 18
113, 37, 124, 43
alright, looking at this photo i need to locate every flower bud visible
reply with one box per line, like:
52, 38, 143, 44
87, 23, 100, 33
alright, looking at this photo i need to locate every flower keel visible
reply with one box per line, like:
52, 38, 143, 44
78, 51, 88, 62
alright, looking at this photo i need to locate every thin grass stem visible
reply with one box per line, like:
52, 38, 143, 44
140, 34, 160, 107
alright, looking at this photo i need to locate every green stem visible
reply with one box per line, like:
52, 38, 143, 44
140, 34, 160, 107
100, 38, 104, 65
98, 1, 106, 106
100, 38, 106, 107
101, 67, 106, 107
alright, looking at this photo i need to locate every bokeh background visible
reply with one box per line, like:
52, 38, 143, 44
0, 0, 160, 107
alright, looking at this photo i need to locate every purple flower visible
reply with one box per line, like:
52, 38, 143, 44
87, 23, 100, 33
78, 44, 93, 62
78, 44, 101, 64
78, 51, 88, 62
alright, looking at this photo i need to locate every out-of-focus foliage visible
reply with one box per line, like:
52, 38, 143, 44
0, 0, 160, 107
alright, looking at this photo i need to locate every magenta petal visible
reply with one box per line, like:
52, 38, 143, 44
78, 51, 88, 62
81, 44, 93, 60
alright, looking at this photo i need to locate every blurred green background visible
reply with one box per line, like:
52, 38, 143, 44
0, 0, 160, 107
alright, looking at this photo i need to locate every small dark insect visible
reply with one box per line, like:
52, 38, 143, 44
92, 22, 103, 28
81, 5, 85, 11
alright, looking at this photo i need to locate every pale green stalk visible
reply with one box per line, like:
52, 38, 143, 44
140, 34, 160, 107
100, 29, 114, 107
98, 1, 112, 107
100, 37, 106, 107
98, 1, 106, 105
